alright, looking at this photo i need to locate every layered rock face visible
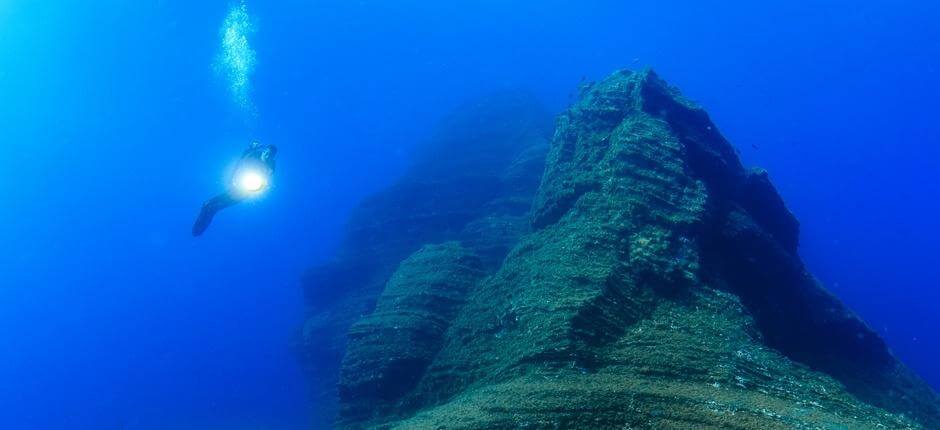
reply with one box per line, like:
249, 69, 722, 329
297, 92, 552, 426
338, 242, 485, 425
322, 70, 940, 429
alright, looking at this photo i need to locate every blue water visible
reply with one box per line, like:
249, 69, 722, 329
1, 1, 937, 428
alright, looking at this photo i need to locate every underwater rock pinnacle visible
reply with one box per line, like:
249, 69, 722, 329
305, 70, 940, 429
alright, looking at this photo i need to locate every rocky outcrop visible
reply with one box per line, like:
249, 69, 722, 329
338, 243, 485, 427
297, 92, 551, 426
326, 69, 940, 429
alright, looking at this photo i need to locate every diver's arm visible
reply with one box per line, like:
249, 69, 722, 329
261, 145, 277, 171
239, 142, 263, 159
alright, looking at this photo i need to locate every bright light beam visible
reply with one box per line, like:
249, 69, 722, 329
236, 169, 267, 193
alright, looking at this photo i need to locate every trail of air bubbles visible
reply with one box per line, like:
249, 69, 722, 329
215, 1, 256, 112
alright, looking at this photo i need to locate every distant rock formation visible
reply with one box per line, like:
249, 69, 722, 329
297, 92, 552, 427
304, 70, 940, 429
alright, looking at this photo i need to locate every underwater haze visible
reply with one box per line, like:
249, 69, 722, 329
1, 0, 938, 429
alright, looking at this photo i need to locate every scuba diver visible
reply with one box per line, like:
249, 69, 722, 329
192, 142, 278, 237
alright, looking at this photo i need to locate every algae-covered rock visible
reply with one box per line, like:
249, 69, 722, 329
338, 242, 485, 428
330, 69, 940, 429
297, 92, 551, 426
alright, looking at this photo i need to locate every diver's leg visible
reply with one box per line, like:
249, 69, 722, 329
192, 192, 240, 236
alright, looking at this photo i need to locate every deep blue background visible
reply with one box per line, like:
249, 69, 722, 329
1, 1, 937, 428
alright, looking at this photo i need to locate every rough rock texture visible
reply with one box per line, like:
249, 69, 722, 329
329, 69, 940, 429
297, 92, 552, 426
338, 243, 485, 427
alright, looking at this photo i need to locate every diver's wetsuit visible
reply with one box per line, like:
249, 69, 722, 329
192, 142, 278, 237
